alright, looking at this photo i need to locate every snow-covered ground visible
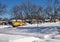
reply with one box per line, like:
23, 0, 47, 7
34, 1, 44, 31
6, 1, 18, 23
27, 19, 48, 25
0, 22, 60, 42
0, 31, 60, 42
0, 26, 60, 42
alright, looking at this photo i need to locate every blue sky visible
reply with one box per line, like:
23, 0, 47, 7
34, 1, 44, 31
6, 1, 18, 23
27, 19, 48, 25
0, 0, 57, 18
0, 0, 47, 9
0, 0, 45, 18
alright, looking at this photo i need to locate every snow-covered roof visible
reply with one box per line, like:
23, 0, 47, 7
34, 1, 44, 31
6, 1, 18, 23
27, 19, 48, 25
11, 19, 24, 21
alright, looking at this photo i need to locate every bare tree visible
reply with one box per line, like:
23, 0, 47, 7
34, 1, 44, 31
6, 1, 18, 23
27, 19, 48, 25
22, 0, 43, 24
0, 3, 6, 15
44, 0, 60, 22
45, 5, 53, 21
22, 1, 33, 20
12, 5, 23, 21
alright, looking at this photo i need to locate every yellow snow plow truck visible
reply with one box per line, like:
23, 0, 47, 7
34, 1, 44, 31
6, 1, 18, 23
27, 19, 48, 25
9, 20, 25, 27
12, 21, 25, 27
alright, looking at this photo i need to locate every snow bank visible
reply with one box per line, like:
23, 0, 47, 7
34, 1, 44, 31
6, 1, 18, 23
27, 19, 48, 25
19, 22, 60, 27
